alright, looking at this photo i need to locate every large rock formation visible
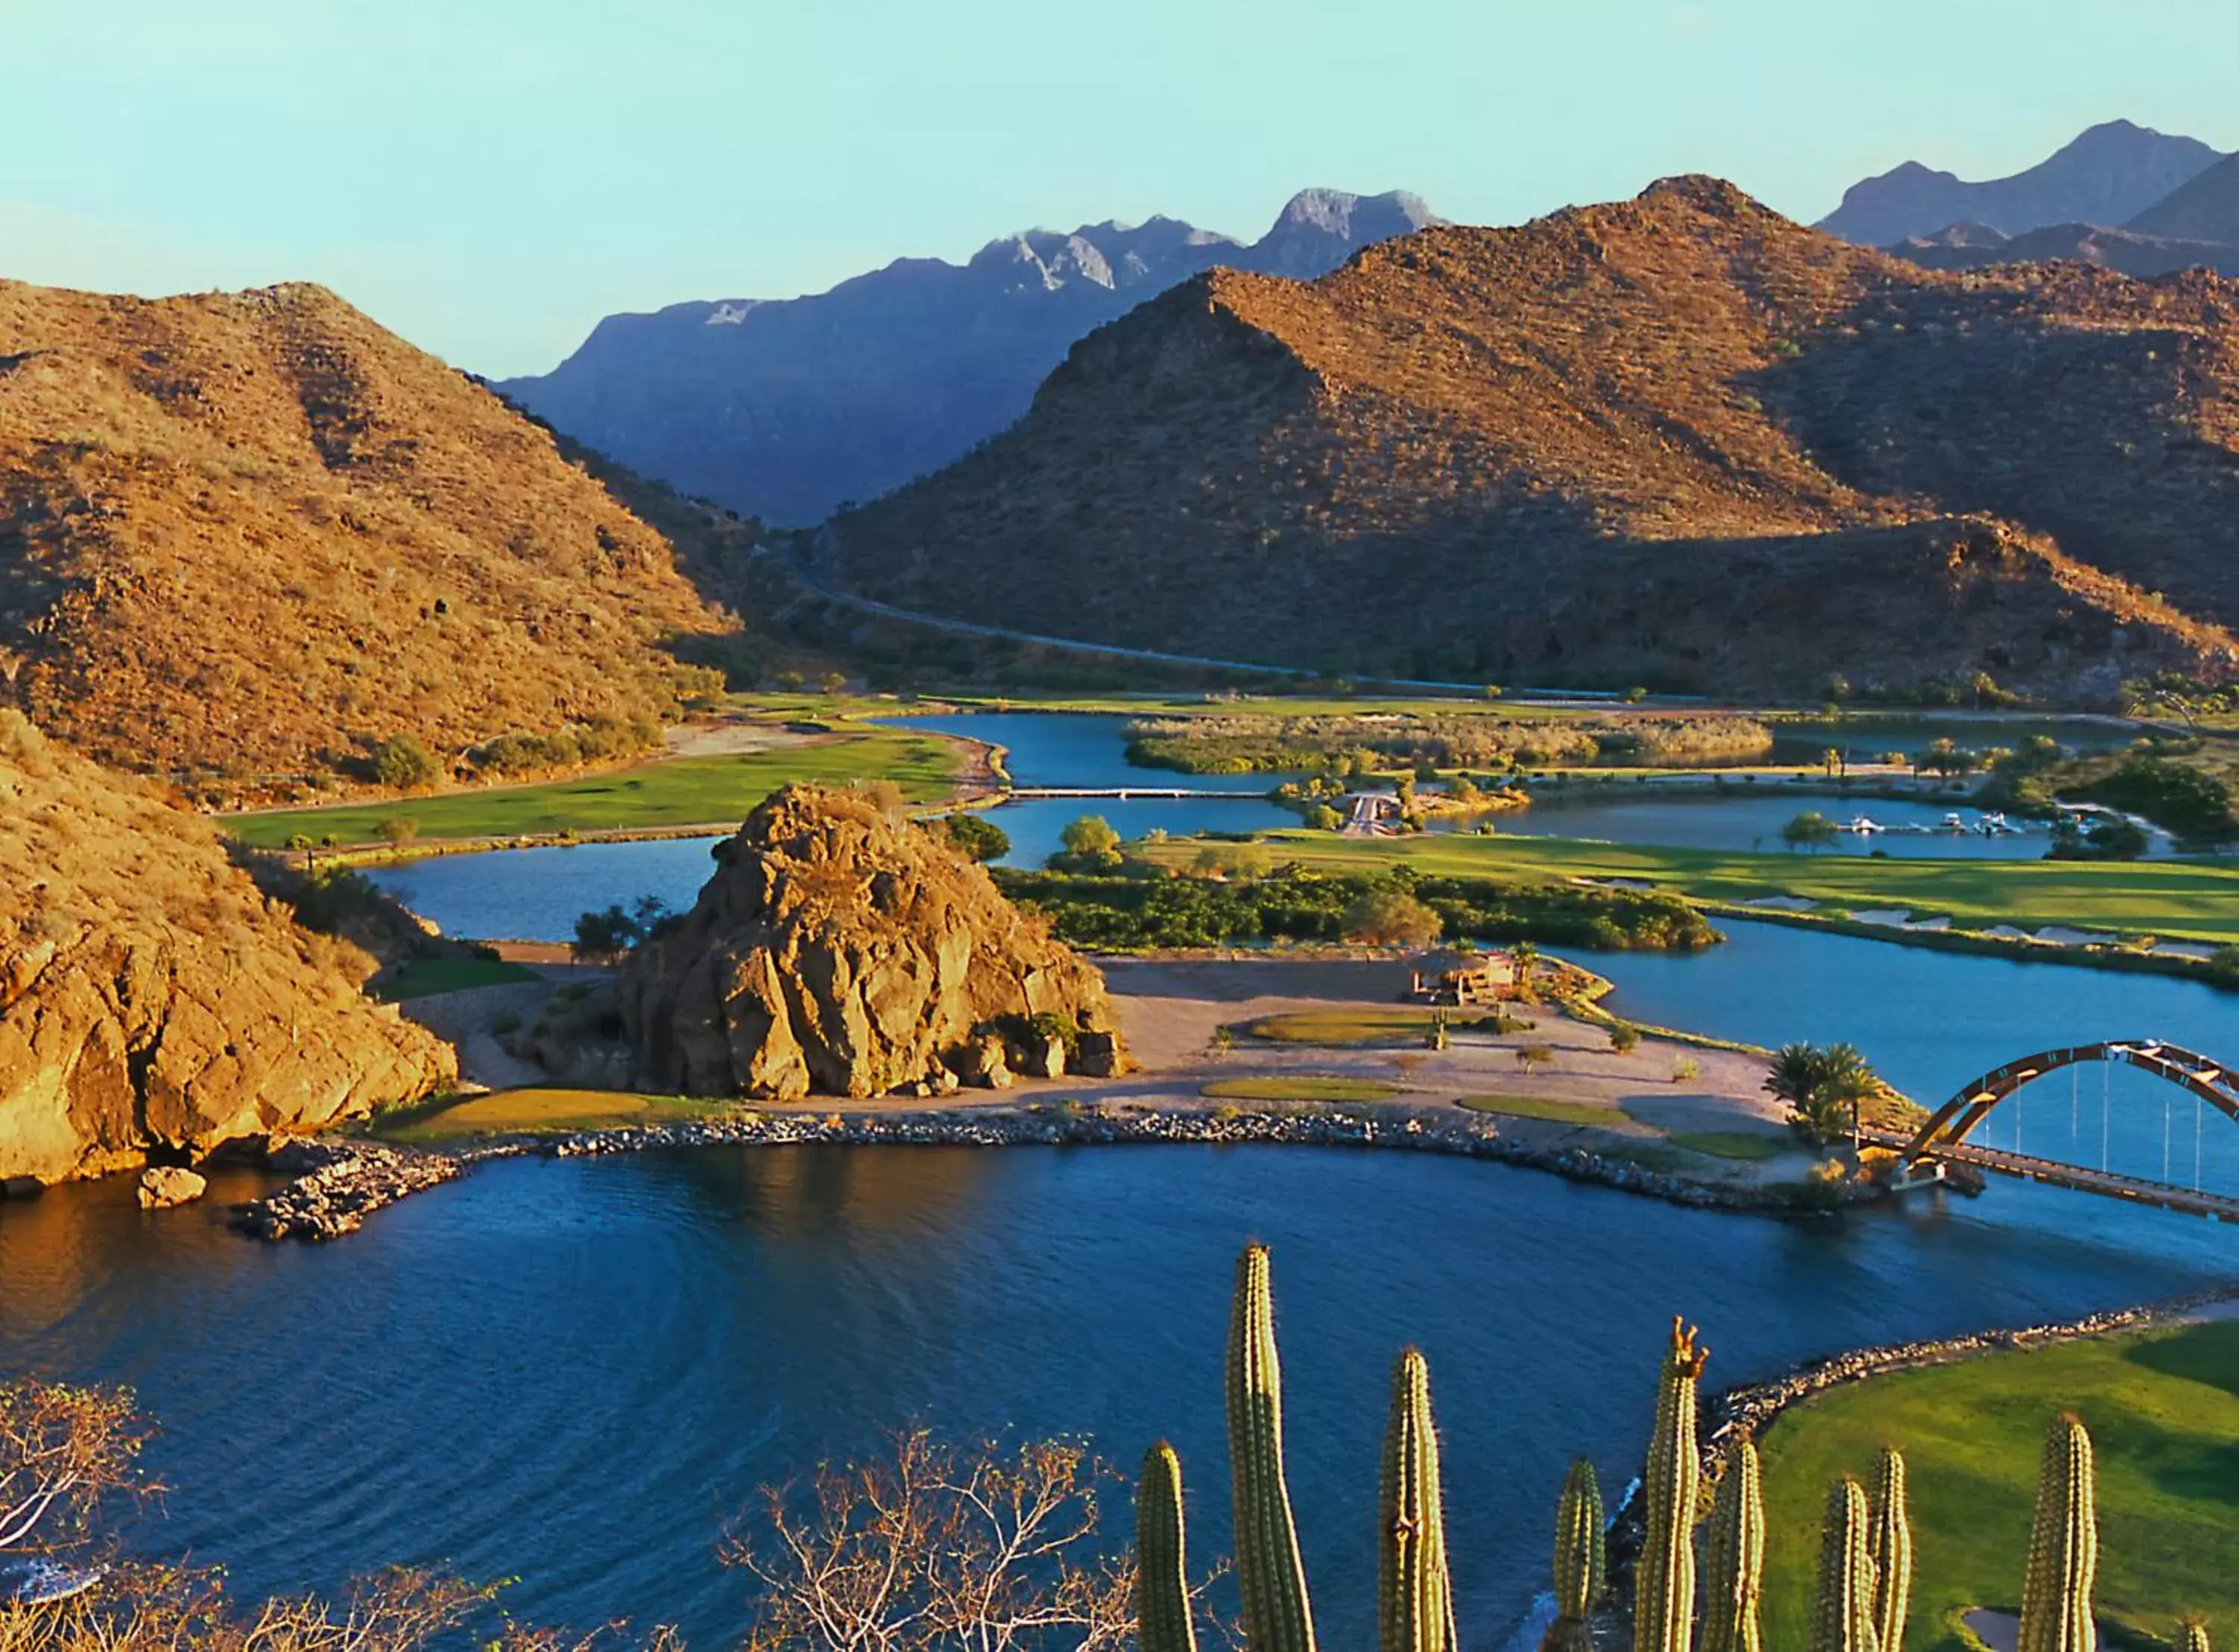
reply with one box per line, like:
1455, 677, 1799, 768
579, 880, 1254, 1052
617, 786, 1125, 1098
0, 713, 456, 1186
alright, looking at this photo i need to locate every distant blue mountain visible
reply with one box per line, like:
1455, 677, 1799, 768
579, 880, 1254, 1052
501, 189, 1441, 526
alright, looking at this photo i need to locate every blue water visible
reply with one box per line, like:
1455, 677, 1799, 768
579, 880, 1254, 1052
1595, 919, 2239, 1199
369, 838, 726, 944
2, 1146, 2228, 1648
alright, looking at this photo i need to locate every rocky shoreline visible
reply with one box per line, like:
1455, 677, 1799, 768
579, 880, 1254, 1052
231, 1098, 1849, 1242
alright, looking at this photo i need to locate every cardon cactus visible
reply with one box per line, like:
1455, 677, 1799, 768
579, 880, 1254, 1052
2018, 1415, 2098, 1652
1542, 1457, 1605, 1652
1810, 1476, 1882, 1652
1136, 1442, 1196, 1652
1867, 1447, 1913, 1652
1228, 1245, 1317, 1652
2179, 1621, 2212, 1652
1379, 1348, 1456, 1652
1700, 1436, 1765, 1652
1634, 1318, 1709, 1652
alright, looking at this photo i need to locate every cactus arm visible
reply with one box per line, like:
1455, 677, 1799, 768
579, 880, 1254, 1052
1867, 1447, 1913, 1652
2017, 1415, 2098, 1652
1227, 1245, 1318, 1652
1379, 1347, 1455, 1652
1701, 1436, 1765, 1652
1136, 1442, 1197, 1652
1633, 1317, 1708, 1652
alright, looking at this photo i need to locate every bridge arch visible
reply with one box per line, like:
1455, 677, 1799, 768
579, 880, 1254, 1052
1902, 1041, 2239, 1162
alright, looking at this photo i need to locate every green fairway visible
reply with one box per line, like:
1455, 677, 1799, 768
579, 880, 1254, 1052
1240, 1007, 1526, 1045
371, 956, 537, 999
1200, 1077, 1402, 1103
227, 727, 962, 848
1665, 1128, 1789, 1160
1454, 1093, 1651, 1130
372, 1086, 740, 1143
1758, 1319, 2239, 1652
1153, 830, 2239, 945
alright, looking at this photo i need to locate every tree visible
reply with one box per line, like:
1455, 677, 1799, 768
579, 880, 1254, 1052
1764, 1041, 1879, 1147
1339, 886, 1443, 948
1307, 804, 1343, 832
373, 734, 440, 792
1515, 1043, 1555, 1074
725, 1428, 1136, 1652
1781, 811, 1839, 852
933, 813, 1011, 864
1607, 1022, 1642, 1057
1060, 816, 1121, 858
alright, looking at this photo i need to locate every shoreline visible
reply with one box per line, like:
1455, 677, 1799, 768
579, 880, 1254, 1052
232, 1098, 1867, 1241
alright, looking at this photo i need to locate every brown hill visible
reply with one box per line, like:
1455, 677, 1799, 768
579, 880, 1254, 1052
831, 177, 2239, 698
0, 278, 739, 800
619, 784, 1125, 1098
0, 712, 455, 1186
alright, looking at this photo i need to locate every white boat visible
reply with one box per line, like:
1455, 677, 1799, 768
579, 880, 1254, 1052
1846, 815, 1884, 834
1940, 812, 1968, 831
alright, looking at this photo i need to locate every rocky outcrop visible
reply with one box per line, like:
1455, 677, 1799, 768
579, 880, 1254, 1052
616, 786, 1126, 1098
0, 713, 458, 1186
136, 1166, 207, 1208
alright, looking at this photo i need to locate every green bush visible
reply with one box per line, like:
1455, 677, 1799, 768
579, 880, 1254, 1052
374, 734, 440, 791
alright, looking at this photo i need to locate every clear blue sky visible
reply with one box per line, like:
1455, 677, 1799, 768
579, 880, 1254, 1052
4, 0, 2233, 378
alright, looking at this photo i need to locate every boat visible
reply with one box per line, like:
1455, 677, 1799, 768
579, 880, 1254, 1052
1846, 815, 1884, 834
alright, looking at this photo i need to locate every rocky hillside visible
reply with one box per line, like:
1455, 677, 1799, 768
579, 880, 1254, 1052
0, 712, 455, 1187
829, 177, 2239, 698
2127, 150, 2239, 246
618, 786, 1125, 1098
0, 278, 740, 800
1820, 119, 2223, 245
502, 189, 1440, 526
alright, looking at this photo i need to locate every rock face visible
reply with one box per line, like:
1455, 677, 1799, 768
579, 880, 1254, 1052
136, 1166, 207, 1208
500, 188, 1440, 526
0, 713, 457, 1185
617, 786, 1125, 1098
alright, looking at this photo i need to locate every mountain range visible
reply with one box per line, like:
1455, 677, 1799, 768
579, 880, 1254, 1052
825, 177, 2239, 698
500, 189, 1441, 527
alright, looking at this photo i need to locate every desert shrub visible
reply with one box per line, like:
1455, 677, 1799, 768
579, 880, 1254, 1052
374, 734, 440, 791
928, 813, 1011, 863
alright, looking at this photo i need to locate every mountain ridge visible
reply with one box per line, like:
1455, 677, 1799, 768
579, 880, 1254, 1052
499, 187, 1442, 526
825, 175, 2239, 698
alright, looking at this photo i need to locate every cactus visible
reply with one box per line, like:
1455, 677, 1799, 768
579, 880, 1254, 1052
2018, 1415, 2098, 1652
1700, 1436, 1764, 1652
1809, 1476, 1882, 1652
1379, 1348, 1456, 1652
1867, 1448, 1913, 1652
1634, 1317, 1708, 1652
1136, 1442, 1196, 1652
1228, 1244, 1317, 1652
2178, 1621, 2212, 1652
1542, 1458, 1605, 1652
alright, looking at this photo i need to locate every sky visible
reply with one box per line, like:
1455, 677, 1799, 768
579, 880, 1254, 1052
4, 0, 2236, 379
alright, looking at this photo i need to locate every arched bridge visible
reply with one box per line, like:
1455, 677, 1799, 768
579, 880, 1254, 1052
1885, 1041, 2239, 1222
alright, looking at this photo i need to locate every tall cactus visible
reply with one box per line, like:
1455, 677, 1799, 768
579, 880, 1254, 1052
1809, 1476, 1882, 1652
1542, 1458, 1605, 1652
1228, 1244, 1317, 1652
1379, 1347, 1456, 1652
1634, 1317, 1709, 1652
1867, 1447, 1913, 1652
2018, 1415, 2098, 1652
2179, 1621, 2212, 1652
1136, 1442, 1197, 1652
1700, 1436, 1765, 1652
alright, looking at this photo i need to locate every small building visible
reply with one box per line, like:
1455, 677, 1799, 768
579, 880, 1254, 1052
1406, 949, 1517, 1006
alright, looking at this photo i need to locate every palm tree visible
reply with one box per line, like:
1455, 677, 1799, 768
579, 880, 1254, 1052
1764, 1042, 1827, 1113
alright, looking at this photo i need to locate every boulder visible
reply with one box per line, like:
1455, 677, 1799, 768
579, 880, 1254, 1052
1022, 1031, 1067, 1080
1075, 1030, 1130, 1079
136, 1166, 207, 1208
957, 1036, 1015, 1090
0, 712, 458, 1186
617, 785, 1128, 1098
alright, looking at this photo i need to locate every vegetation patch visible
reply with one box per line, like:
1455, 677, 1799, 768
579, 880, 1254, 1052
1243, 1007, 1520, 1046
372, 1087, 738, 1143
371, 956, 538, 1000
1758, 1320, 2239, 1652
1665, 1128, 1789, 1161
1454, 1094, 1651, 1130
1199, 1077, 1402, 1104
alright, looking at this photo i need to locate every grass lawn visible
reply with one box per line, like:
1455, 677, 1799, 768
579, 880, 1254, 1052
372, 1087, 739, 1144
1200, 1077, 1402, 1104
228, 727, 961, 848
1454, 1093, 1650, 1130
1758, 1319, 2239, 1652
1665, 1128, 1789, 1160
1157, 830, 2239, 945
371, 957, 537, 1000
